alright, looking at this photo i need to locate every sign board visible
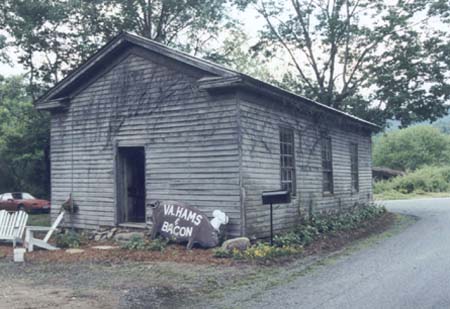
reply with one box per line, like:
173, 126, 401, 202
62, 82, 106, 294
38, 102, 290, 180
150, 200, 219, 249
262, 190, 291, 205
262, 190, 291, 245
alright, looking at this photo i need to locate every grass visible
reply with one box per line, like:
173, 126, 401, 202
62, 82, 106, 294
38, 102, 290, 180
373, 165, 450, 200
28, 213, 51, 226
374, 191, 450, 201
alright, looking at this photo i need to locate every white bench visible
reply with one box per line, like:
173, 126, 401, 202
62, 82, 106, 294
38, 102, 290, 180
0, 210, 28, 247
25, 211, 65, 252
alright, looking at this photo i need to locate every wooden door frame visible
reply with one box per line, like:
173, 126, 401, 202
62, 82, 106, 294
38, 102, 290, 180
113, 141, 147, 225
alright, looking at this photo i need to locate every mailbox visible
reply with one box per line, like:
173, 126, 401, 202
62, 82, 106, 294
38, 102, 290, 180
262, 190, 291, 205
262, 190, 291, 245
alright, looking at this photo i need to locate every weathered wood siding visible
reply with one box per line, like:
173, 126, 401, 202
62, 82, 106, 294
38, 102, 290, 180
50, 49, 242, 236
238, 92, 373, 239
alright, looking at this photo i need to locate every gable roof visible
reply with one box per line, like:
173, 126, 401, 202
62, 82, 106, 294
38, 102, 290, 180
35, 31, 379, 131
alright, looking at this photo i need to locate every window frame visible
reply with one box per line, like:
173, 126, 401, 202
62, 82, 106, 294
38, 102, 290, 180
321, 133, 334, 194
350, 142, 359, 192
279, 126, 296, 196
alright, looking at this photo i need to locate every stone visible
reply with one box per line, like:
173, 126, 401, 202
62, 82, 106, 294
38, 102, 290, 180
92, 245, 119, 250
107, 228, 118, 239
94, 234, 103, 242
114, 232, 145, 242
66, 249, 85, 254
221, 237, 251, 252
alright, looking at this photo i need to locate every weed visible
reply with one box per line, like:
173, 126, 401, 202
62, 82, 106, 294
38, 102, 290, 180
55, 230, 86, 248
121, 236, 169, 252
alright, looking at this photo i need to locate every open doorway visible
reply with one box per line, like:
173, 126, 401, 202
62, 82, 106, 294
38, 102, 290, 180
116, 147, 146, 223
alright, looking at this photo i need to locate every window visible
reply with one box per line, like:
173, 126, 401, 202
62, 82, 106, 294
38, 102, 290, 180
280, 127, 296, 195
350, 143, 359, 192
321, 134, 333, 194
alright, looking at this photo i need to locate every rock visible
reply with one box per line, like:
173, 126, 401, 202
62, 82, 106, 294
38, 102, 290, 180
92, 245, 119, 250
114, 232, 145, 242
66, 248, 85, 254
107, 228, 118, 239
221, 237, 251, 252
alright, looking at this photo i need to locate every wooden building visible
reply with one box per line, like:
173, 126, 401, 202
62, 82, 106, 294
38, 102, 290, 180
35, 32, 379, 239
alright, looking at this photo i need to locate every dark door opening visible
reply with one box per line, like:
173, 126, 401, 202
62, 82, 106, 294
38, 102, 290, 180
117, 147, 146, 223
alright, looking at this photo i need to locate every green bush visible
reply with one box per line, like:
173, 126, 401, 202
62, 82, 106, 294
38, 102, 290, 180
273, 204, 386, 249
221, 204, 386, 262
232, 242, 303, 261
373, 126, 450, 171
121, 235, 169, 252
146, 237, 169, 252
374, 165, 450, 195
55, 230, 85, 248
212, 247, 233, 258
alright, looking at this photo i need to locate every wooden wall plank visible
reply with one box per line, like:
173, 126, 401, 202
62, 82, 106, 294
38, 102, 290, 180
50, 52, 241, 236
238, 92, 373, 239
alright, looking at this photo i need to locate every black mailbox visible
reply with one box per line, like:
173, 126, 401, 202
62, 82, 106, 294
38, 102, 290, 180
262, 190, 291, 245
262, 190, 291, 205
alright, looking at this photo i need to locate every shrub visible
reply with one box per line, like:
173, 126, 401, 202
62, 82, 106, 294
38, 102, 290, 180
121, 235, 169, 252
274, 204, 385, 247
233, 242, 303, 261
146, 237, 169, 252
55, 230, 85, 248
374, 165, 450, 195
373, 126, 450, 171
212, 247, 233, 258
215, 204, 385, 261
121, 235, 147, 250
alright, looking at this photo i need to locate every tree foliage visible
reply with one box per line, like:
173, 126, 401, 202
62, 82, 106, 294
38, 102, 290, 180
255, 0, 450, 126
0, 75, 50, 197
0, 0, 248, 98
205, 28, 274, 81
373, 125, 450, 171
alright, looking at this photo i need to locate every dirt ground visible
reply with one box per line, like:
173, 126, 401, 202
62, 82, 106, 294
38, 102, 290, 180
0, 212, 400, 309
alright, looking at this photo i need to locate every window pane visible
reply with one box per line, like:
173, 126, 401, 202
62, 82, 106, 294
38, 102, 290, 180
350, 143, 359, 191
280, 127, 296, 196
321, 135, 333, 193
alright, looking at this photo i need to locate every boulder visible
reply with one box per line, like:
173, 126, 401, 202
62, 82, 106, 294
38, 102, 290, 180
221, 237, 251, 252
107, 228, 118, 239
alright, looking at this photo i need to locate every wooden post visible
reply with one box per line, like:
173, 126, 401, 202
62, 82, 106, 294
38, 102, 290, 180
270, 203, 273, 246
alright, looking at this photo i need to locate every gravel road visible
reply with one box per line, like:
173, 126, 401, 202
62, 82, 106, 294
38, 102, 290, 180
239, 198, 450, 309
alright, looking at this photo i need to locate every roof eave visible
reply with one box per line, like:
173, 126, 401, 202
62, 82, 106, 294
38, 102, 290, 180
198, 75, 380, 131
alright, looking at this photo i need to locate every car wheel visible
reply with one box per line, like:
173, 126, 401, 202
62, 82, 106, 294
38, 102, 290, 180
17, 205, 25, 212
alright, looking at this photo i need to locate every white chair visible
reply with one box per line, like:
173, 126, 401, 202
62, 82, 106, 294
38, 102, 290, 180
25, 211, 65, 252
0, 210, 28, 247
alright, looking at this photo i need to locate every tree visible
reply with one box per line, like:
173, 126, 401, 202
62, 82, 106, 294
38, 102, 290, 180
372, 125, 450, 171
0, 75, 50, 197
205, 28, 274, 81
0, 0, 250, 98
255, 0, 450, 127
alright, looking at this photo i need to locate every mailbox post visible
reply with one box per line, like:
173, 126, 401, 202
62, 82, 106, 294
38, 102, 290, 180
262, 190, 291, 245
